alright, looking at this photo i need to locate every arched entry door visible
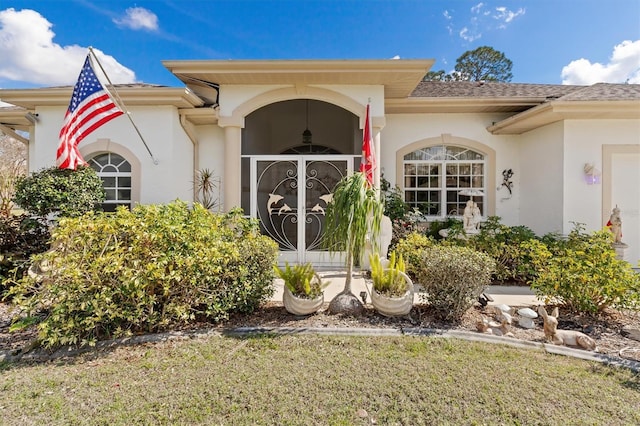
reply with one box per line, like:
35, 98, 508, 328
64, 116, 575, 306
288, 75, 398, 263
249, 155, 357, 265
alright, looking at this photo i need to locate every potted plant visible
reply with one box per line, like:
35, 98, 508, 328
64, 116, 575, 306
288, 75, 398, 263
369, 251, 414, 317
323, 172, 383, 315
274, 262, 325, 315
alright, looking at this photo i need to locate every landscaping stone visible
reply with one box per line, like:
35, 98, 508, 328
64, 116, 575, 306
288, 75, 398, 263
621, 326, 640, 342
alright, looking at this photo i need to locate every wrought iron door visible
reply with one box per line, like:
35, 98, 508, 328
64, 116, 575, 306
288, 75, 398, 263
251, 156, 353, 264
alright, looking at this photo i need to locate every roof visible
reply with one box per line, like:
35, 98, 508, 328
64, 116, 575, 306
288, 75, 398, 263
162, 59, 435, 99
410, 81, 583, 99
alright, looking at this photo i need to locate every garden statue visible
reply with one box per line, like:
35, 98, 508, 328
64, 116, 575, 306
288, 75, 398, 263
472, 201, 482, 231
463, 200, 479, 234
607, 206, 623, 245
537, 306, 597, 351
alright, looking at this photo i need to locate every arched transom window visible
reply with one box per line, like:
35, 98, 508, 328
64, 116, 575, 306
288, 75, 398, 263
403, 145, 485, 218
88, 153, 132, 212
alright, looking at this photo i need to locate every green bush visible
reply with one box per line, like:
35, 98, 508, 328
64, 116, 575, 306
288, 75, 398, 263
394, 232, 434, 279
523, 226, 640, 314
412, 246, 495, 322
0, 214, 50, 294
13, 165, 105, 218
9, 201, 278, 348
455, 216, 538, 283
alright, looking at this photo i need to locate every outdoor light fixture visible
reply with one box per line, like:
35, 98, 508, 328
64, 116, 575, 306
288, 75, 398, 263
584, 163, 601, 185
25, 112, 39, 124
302, 99, 312, 144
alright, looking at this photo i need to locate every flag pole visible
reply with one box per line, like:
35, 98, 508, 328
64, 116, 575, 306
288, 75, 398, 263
88, 47, 159, 165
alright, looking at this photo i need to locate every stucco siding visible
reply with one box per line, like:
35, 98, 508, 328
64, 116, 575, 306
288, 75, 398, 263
519, 121, 564, 236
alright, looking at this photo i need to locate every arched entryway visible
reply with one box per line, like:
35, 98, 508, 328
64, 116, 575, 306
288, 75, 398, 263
241, 99, 362, 265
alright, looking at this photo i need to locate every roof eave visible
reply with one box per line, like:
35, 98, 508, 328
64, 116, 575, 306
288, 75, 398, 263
0, 86, 204, 109
488, 100, 640, 134
386, 97, 543, 114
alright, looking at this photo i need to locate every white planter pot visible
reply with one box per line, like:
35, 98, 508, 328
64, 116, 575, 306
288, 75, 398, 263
283, 286, 324, 316
371, 270, 414, 317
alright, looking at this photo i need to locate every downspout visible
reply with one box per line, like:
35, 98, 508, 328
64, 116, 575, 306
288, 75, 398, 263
179, 113, 199, 202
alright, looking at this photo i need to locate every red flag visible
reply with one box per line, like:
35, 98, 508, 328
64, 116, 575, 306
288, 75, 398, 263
57, 54, 123, 170
359, 103, 376, 187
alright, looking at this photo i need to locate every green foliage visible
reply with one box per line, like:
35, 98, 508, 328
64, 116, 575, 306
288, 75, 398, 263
274, 262, 324, 299
381, 175, 408, 222
0, 214, 50, 295
370, 251, 408, 297
423, 47, 513, 82
8, 201, 278, 348
524, 226, 640, 314
449, 216, 538, 283
393, 232, 434, 279
194, 168, 220, 211
455, 46, 513, 82
323, 172, 383, 271
412, 246, 495, 322
13, 165, 105, 218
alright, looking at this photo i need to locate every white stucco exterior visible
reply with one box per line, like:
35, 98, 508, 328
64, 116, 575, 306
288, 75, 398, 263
1, 59, 639, 264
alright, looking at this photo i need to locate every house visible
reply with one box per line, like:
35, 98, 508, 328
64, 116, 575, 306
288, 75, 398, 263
1, 59, 639, 265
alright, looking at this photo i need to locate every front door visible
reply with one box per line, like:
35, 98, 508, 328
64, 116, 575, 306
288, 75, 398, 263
250, 155, 354, 265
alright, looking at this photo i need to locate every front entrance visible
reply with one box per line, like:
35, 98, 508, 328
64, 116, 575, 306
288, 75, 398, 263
249, 155, 356, 265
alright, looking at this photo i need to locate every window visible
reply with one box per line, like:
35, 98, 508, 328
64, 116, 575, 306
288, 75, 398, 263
88, 153, 132, 212
403, 145, 485, 218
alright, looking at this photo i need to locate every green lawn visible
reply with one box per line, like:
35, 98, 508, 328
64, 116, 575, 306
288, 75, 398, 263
1, 334, 638, 425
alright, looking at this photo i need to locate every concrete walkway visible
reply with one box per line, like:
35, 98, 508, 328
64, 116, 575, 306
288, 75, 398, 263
273, 270, 542, 307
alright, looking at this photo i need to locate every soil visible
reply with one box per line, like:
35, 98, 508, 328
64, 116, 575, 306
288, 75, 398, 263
2, 299, 640, 363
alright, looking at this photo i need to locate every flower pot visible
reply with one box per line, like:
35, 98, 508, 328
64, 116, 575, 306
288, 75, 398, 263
371, 270, 414, 317
283, 286, 324, 316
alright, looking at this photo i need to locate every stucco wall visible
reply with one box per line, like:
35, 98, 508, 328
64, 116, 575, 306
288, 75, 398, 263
518, 121, 564, 236
381, 112, 520, 224
31, 105, 194, 205
565, 119, 640, 264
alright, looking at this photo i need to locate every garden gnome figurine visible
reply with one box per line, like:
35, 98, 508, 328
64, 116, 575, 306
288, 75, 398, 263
607, 206, 624, 245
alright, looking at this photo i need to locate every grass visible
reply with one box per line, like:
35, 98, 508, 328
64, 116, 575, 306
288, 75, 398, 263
1, 334, 639, 425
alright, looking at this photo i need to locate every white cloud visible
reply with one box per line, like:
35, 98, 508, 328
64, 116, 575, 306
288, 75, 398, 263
0, 8, 136, 86
113, 7, 159, 31
494, 7, 525, 24
561, 40, 640, 84
447, 4, 525, 42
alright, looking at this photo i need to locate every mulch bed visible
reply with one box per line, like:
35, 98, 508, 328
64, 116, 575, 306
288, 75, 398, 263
2, 300, 640, 362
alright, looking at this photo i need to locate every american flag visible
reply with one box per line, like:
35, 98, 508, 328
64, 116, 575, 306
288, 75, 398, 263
359, 103, 376, 187
57, 55, 123, 169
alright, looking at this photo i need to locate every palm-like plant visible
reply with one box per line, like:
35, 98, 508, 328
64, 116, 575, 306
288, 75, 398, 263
323, 172, 383, 314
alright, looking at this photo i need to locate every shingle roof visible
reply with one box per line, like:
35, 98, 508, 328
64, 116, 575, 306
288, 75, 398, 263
556, 83, 640, 101
409, 81, 640, 101
410, 81, 582, 99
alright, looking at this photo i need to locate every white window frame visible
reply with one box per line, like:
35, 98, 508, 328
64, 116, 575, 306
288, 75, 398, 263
402, 145, 486, 219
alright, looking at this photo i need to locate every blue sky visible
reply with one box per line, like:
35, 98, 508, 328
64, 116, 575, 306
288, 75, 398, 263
1, 0, 639, 90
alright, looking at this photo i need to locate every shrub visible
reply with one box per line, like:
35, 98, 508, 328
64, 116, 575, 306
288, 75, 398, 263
381, 175, 408, 222
0, 214, 50, 295
456, 216, 538, 283
13, 165, 105, 218
412, 246, 495, 322
394, 232, 434, 279
9, 201, 278, 348
524, 226, 640, 314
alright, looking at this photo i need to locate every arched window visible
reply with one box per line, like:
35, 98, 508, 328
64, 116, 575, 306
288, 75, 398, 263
403, 145, 485, 218
88, 152, 132, 212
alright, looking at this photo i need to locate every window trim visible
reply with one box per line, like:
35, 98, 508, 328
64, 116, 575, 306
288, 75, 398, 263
80, 139, 141, 209
396, 134, 496, 219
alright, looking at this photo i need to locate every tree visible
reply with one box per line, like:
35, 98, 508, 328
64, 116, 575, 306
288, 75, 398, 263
423, 46, 513, 82
0, 135, 27, 217
454, 46, 513, 82
322, 172, 383, 315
